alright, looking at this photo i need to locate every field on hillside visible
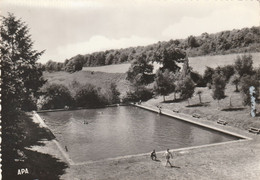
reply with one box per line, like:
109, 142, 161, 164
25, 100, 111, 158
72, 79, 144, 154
44, 52, 260, 98
189, 52, 260, 74
82, 52, 260, 74
43, 71, 131, 97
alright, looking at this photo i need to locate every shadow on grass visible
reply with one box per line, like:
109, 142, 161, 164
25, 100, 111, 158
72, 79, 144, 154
186, 102, 210, 108
163, 99, 183, 103
221, 107, 245, 111
2, 112, 68, 180
171, 165, 181, 169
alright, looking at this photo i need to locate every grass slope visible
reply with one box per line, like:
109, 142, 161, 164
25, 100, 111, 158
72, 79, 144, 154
82, 52, 260, 74
144, 83, 260, 131
43, 71, 131, 97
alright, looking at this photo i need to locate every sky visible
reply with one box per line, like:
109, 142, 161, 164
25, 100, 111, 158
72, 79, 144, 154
1, 0, 259, 63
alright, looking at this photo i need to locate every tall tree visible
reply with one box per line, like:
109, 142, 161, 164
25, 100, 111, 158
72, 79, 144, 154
126, 54, 154, 85
1, 13, 46, 114
212, 73, 226, 104
106, 83, 121, 104
177, 77, 195, 105
240, 75, 259, 106
154, 47, 186, 72
154, 69, 176, 102
1, 13, 46, 179
234, 54, 254, 77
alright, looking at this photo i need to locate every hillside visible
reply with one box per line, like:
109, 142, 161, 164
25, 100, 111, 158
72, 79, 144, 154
82, 52, 260, 74
43, 52, 260, 100
43, 71, 131, 97
43, 26, 260, 72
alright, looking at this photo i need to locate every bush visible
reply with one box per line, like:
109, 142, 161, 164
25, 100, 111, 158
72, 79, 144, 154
190, 71, 205, 87
41, 84, 74, 110
74, 84, 105, 108
177, 77, 195, 102
203, 66, 215, 85
212, 73, 226, 102
122, 86, 153, 103
240, 75, 259, 106
104, 83, 121, 104
215, 65, 235, 82
234, 54, 254, 77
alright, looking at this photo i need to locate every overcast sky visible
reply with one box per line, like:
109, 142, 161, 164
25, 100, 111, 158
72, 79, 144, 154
1, 0, 259, 63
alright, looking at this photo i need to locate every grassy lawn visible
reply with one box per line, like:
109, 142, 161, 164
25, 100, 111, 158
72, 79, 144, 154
144, 83, 260, 131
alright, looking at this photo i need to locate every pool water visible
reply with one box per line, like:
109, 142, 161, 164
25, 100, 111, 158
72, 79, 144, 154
39, 106, 239, 163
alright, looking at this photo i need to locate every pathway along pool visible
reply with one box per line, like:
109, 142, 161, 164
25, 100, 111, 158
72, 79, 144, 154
39, 106, 240, 163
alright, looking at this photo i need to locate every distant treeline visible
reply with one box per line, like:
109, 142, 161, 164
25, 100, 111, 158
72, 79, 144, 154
41, 26, 260, 73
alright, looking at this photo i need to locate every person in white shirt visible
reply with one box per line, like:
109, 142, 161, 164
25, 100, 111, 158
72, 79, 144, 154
164, 149, 173, 167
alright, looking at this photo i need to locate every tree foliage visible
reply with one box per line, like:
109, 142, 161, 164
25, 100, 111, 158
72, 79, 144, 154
154, 47, 186, 72
1, 13, 46, 179
153, 69, 176, 101
41, 84, 73, 110
126, 54, 154, 85
74, 83, 105, 108
234, 54, 254, 77
1, 13, 46, 114
203, 66, 215, 85
212, 73, 226, 102
105, 83, 121, 104
122, 86, 153, 103
240, 75, 259, 106
230, 74, 240, 92
45, 26, 260, 72
177, 77, 195, 102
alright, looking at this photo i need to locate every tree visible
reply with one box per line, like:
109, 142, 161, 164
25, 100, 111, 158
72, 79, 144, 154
197, 90, 203, 104
41, 84, 73, 110
187, 35, 199, 48
1, 13, 46, 179
65, 54, 84, 72
215, 65, 235, 82
154, 69, 176, 102
234, 54, 254, 77
212, 73, 226, 104
122, 86, 153, 103
1, 13, 46, 113
240, 75, 259, 106
106, 83, 121, 104
203, 66, 215, 85
75, 83, 105, 108
177, 77, 195, 105
230, 74, 240, 92
126, 54, 154, 85
155, 47, 186, 72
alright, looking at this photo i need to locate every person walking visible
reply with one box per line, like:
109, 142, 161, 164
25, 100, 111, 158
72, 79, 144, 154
164, 149, 173, 167
150, 149, 157, 161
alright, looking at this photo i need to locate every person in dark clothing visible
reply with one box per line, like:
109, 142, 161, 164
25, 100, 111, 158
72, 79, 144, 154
151, 149, 157, 160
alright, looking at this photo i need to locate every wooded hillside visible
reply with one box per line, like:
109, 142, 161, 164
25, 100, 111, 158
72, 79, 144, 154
43, 26, 260, 72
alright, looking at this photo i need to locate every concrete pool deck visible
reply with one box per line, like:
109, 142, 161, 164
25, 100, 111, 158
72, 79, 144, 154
31, 105, 260, 179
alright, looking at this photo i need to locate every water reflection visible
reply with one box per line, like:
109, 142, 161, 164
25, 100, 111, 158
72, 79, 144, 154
39, 106, 238, 163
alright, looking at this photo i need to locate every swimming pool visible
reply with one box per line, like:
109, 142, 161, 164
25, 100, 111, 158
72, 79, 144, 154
39, 106, 239, 163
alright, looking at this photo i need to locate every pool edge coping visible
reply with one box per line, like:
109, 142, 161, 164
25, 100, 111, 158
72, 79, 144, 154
132, 103, 252, 140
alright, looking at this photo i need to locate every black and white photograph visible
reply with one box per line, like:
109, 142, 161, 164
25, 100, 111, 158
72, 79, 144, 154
1, 0, 260, 179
